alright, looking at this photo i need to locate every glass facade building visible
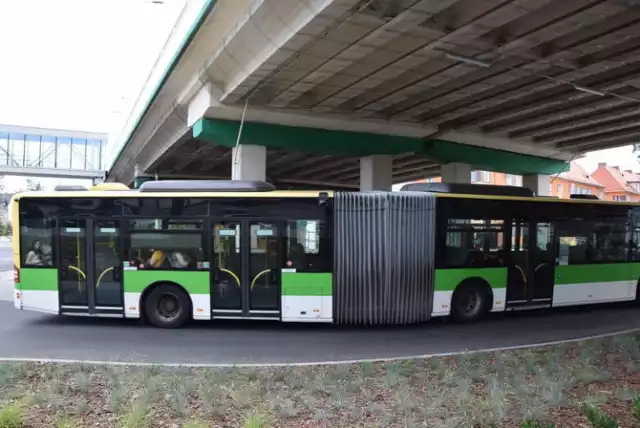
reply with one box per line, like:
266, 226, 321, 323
0, 126, 106, 171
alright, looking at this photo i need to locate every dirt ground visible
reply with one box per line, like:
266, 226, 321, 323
0, 332, 638, 427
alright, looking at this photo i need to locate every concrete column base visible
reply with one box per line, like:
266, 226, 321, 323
360, 155, 392, 191
231, 144, 266, 181
523, 174, 550, 196
441, 163, 471, 184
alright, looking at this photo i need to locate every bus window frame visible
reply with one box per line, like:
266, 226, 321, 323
435, 196, 634, 269
18, 194, 331, 270
125, 217, 209, 271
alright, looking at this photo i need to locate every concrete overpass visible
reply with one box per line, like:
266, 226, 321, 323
107, 0, 640, 193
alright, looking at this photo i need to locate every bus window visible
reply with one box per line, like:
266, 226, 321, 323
128, 220, 205, 270
557, 217, 628, 264
284, 220, 329, 272
591, 218, 628, 262
20, 217, 53, 267
444, 219, 505, 268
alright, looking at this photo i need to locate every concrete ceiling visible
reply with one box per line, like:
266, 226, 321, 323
211, 0, 640, 155
152, 137, 440, 188
112, 0, 640, 186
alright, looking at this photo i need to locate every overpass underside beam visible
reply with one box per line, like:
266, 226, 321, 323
191, 118, 569, 182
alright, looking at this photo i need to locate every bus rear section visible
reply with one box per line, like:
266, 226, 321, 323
430, 194, 640, 320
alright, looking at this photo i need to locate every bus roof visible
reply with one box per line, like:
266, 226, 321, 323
13, 190, 334, 200
433, 192, 640, 206
12, 188, 640, 207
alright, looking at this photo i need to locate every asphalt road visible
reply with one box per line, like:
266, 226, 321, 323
0, 243, 639, 365
1, 302, 639, 365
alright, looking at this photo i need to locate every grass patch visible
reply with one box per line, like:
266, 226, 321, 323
0, 405, 23, 428
1, 332, 640, 426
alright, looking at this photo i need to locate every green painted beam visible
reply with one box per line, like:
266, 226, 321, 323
192, 118, 424, 156
423, 140, 569, 175
192, 118, 569, 175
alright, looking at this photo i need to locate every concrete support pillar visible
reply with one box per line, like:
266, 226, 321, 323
231, 144, 266, 181
360, 155, 392, 191
132, 164, 153, 189
523, 174, 549, 196
441, 162, 472, 184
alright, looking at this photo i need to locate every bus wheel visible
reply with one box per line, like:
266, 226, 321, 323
450, 281, 491, 323
144, 284, 191, 329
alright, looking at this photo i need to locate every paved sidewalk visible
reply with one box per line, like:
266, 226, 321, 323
0, 271, 13, 302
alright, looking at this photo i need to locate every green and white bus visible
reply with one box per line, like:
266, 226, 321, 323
12, 180, 640, 328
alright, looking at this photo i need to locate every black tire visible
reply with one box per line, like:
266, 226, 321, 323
143, 284, 191, 329
450, 280, 491, 323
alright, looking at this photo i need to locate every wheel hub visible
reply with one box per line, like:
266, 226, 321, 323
461, 291, 480, 315
157, 293, 181, 321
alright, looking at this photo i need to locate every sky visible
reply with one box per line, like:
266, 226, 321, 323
575, 145, 638, 172
0, 0, 187, 191
0, 0, 636, 192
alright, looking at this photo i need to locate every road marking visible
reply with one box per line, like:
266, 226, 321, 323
0, 327, 637, 368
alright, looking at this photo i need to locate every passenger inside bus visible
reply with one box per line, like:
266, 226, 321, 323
168, 251, 196, 269
24, 240, 52, 266
147, 250, 171, 268
142, 249, 198, 269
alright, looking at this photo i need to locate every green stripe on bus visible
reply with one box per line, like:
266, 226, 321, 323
555, 263, 640, 285
124, 270, 210, 294
435, 267, 507, 291
282, 273, 332, 296
19, 268, 58, 291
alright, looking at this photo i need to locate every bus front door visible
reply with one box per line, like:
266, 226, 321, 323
211, 220, 281, 319
58, 219, 123, 315
506, 219, 555, 309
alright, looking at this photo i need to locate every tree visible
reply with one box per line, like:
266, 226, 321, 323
25, 179, 43, 191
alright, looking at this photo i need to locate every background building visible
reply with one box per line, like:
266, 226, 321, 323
399, 161, 637, 201
591, 163, 640, 202
548, 163, 605, 199
0, 125, 105, 173
0, 124, 106, 192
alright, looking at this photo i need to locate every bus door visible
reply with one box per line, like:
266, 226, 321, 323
506, 218, 529, 306
529, 221, 555, 304
211, 219, 281, 319
58, 219, 123, 314
506, 219, 555, 308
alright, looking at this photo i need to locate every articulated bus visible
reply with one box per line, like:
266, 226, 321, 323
11, 180, 640, 328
